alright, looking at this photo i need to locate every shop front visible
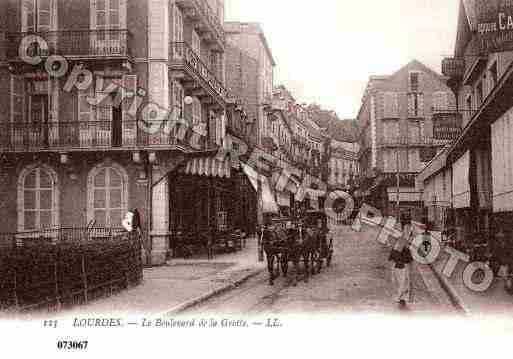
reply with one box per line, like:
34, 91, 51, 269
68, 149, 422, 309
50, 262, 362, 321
169, 155, 258, 257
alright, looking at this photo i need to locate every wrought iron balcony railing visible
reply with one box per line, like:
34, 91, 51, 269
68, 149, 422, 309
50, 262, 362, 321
170, 42, 228, 103
6, 29, 133, 60
0, 120, 209, 152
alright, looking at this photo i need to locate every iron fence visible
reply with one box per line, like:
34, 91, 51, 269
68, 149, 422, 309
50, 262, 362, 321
6, 29, 133, 60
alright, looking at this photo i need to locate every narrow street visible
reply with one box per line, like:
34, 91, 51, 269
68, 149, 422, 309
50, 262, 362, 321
184, 225, 456, 315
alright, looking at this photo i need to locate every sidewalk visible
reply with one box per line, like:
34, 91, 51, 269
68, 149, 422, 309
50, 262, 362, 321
7, 236, 265, 320
420, 229, 513, 316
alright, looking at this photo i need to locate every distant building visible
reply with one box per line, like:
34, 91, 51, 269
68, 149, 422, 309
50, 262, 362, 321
225, 22, 275, 148
357, 60, 459, 216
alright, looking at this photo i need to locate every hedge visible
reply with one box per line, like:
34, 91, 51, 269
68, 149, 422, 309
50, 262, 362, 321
0, 232, 143, 312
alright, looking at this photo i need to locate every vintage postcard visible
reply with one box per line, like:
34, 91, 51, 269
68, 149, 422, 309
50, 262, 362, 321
1, 0, 513, 356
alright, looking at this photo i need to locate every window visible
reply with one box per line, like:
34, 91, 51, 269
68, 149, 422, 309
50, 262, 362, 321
408, 121, 423, 143
191, 97, 201, 126
91, 0, 126, 45
408, 93, 424, 117
383, 150, 398, 172
432, 91, 449, 113
383, 120, 399, 142
22, 0, 56, 32
408, 149, 420, 172
409, 71, 421, 92
172, 4, 184, 42
383, 92, 399, 118
18, 165, 59, 231
192, 30, 201, 55
87, 163, 128, 227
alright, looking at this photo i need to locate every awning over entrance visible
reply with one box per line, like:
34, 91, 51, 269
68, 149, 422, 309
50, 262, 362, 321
180, 156, 231, 179
452, 150, 471, 209
241, 163, 279, 214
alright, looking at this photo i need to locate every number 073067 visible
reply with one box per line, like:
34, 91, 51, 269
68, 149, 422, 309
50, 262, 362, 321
56, 341, 88, 350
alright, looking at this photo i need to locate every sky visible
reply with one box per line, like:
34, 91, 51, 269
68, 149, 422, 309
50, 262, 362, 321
225, 0, 460, 119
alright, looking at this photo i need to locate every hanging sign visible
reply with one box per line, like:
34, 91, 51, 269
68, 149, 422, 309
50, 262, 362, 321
468, 0, 513, 54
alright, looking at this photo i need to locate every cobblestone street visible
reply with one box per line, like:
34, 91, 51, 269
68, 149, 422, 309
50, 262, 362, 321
185, 225, 456, 315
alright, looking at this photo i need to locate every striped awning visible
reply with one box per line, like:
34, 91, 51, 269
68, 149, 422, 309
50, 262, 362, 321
180, 156, 231, 178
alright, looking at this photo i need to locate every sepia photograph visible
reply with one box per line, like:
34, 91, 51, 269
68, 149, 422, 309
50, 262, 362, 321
1, 0, 513, 356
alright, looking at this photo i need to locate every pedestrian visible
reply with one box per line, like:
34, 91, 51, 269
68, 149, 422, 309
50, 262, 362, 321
389, 212, 414, 309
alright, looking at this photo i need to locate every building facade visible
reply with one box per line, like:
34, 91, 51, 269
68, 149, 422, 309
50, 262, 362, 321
0, 0, 239, 265
225, 22, 275, 148
357, 60, 459, 216
418, 1, 513, 242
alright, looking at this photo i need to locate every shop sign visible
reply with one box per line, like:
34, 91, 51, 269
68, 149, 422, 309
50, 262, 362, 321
468, 0, 513, 54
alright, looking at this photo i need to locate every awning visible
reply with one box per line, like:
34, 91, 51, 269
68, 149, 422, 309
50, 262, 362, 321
241, 163, 279, 214
452, 150, 470, 209
180, 156, 231, 178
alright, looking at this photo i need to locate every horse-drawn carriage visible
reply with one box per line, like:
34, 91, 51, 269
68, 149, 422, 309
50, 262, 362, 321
260, 210, 334, 286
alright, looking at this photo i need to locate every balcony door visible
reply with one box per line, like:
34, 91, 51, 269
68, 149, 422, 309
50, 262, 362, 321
21, 0, 57, 56
22, 0, 56, 32
28, 92, 49, 148
91, 0, 126, 55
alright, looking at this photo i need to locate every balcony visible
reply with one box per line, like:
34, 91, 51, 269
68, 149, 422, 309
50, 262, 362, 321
6, 30, 133, 62
169, 42, 228, 107
175, 0, 225, 50
0, 121, 208, 153
441, 57, 465, 79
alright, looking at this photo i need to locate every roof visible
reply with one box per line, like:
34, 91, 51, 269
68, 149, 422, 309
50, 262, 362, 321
307, 107, 358, 142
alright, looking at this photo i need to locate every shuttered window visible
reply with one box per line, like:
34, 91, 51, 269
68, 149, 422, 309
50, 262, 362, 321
383, 92, 399, 118
172, 5, 184, 42
192, 30, 201, 55
22, 0, 56, 32
408, 93, 424, 118
383, 120, 399, 142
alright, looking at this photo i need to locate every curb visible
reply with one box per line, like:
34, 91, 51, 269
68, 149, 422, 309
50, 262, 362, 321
428, 263, 471, 315
159, 267, 265, 316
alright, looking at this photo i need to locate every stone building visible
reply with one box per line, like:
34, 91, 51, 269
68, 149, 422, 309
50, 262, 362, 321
356, 60, 458, 216
0, 0, 250, 265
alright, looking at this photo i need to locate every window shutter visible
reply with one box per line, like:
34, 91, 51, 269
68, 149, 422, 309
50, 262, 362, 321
78, 85, 94, 147
192, 97, 201, 125
192, 30, 201, 54
11, 75, 25, 149
38, 0, 51, 31
383, 92, 398, 118
90, 0, 96, 29
418, 93, 424, 117
122, 74, 137, 146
